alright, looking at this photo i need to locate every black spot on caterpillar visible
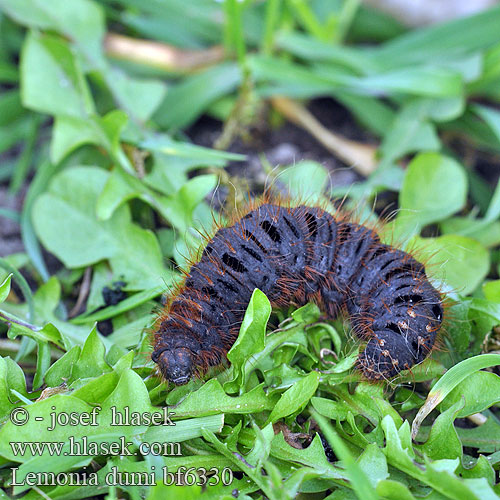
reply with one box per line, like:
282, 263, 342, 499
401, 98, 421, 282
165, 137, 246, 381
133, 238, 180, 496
151, 202, 443, 385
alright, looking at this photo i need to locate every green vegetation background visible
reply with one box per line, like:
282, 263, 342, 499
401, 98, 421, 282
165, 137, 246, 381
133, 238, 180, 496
1, 0, 500, 498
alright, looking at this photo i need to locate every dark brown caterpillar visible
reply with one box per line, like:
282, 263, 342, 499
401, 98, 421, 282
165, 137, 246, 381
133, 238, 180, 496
151, 202, 443, 385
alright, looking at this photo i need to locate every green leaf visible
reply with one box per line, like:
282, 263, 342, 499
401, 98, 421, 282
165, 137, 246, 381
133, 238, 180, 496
0, 356, 28, 420
380, 416, 417, 470
143, 154, 200, 196
154, 62, 241, 130
268, 371, 319, 423
141, 133, 245, 163
461, 455, 496, 485
44, 345, 81, 387
372, 5, 500, 69
357, 443, 389, 487
397, 152, 467, 233
245, 423, 274, 468
96, 166, 153, 221
249, 55, 342, 98
32, 166, 170, 289
446, 300, 471, 353
419, 401, 463, 460
457, 416, 500, 453
70, 371, 119, 406
275, 31, 375, 73
423, 96, 465, 122
4, 276, 95, 351
439, 371, 500, 418
0, 274, 12, 303
311, 396, 350, 421
379, 416, 496, 499
143, 414, 224, 445
72, 285, 163, 324
270, 432, 343, 477
0, 60, 19, 84
0, 89, 24, 127
21, 32, 94, 118
97, 369, 156, 428
96, 167, 217, 234
376, 480, 416, 500
0, 258, 34, 325
291, 302, 321, 324
483, 280, 500, 302
318, 64, 463, 97
326, 383, 403, 427
51, 110, 128, 165
71, 327, 112, 381
410, 235, 489, 295
254, 55, 462, 99
337, 92, 394, 136
157, 174, 219, 232
412, 354, 500, 439
201, 428, 275, 498
379, 100, 440, 165
225, 289, 271, 392
0, 0, 105, 64
104, 69, 166, 122
173, 379, 275, 418
472, 104, 500, 146
440, 217, 500, 248
278, 161, 329, 199
8, 321, 63, 349
32, 339, 51, 389
467, 298, 500, 323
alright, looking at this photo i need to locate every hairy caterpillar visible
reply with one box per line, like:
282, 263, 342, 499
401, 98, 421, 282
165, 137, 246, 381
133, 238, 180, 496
151, 201, 443, 385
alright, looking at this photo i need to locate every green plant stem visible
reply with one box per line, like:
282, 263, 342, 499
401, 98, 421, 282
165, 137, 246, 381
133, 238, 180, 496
334, 0, 361, 44
0, 310, 38, 332
262, 0, 282, 54
288, 0, 327, 41
224, 0, 247, 67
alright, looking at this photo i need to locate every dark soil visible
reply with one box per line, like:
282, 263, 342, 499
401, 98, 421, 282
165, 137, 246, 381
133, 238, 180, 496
187, 97, 371, 193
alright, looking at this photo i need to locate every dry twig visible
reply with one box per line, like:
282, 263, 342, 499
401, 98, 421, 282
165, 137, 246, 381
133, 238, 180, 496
271, 96, 377, 176
104, 33, 225, 73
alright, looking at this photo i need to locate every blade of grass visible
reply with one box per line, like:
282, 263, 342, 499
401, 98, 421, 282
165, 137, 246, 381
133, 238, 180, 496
153, 62, 242, 130
288, 0, 330, 41
412, 354, 500, 439
276, 31, 376, 73
262, 0, 281, 55
371, 5, 500, 69
333, 0, 361, 44
224, 0, 247, 67
71, 285, 164, 324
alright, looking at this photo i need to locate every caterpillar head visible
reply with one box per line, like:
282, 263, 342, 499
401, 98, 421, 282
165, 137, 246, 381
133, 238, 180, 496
153, 347, 194, 385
